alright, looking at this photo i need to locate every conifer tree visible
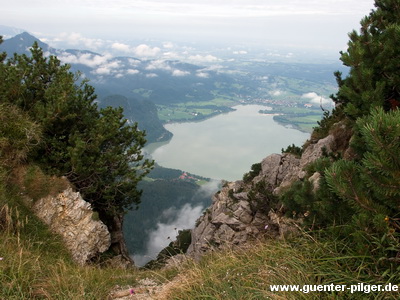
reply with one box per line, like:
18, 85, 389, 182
325, 107, 400, 238
0, 42, 153, 262
281, 1, 400, 261
332, 0, 400, 118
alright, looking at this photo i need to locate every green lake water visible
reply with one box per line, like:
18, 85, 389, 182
147, 105, 310, 181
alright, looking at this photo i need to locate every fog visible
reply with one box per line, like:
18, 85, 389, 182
132, 180, 220, 266
2, 1, 375, 62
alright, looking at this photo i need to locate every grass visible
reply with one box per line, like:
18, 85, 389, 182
0, 168, 150, 299
162, 234, 400, 300
156, 98, 239, 123
2, 183, 399, 299
1, 165, 399, 299
273, 114, 323, 133
0, 193, 170, 300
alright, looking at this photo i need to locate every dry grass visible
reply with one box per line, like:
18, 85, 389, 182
10, 165, 69, 203
159, 236, 400, 300
2, 191, 400, 299
0, 190, 145, 300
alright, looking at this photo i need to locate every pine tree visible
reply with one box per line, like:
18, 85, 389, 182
332, 0, 400, 118
326, 107, 400, 236
280, 1, 400, 262
0, 42, 153, 263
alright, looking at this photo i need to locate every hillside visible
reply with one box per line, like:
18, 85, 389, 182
124, 165, 215, 266
0, 33, 171, 143
0, 31, 348, 132
1, 1, 400, 299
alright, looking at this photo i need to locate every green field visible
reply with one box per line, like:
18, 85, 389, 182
260, 105, 325, 133
156, 97, 239, 123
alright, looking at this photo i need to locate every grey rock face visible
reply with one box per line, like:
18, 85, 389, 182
33, 187, 111, 265
187, 181, 273, 261
300, 135, 336, 169
187, 133, 338, 261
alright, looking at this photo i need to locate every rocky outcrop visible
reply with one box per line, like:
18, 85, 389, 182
187, 181, 297, 261
187, 133, 338, 260
254, 153, 303, 194
33, 187, 111, 265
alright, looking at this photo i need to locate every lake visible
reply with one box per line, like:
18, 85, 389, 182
147, 105, 310, 181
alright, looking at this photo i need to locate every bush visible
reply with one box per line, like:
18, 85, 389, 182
0, 104, 41, 169
243, 163, 262, 183
21, 165, 69, 202
281, 143, 303, 157
326, 108, 400, 234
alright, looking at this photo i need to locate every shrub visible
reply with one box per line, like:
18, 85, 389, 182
281, 143, 303, 157
326, 108, 400, 234
242, 162, 262, 183
0, 104, 41, 168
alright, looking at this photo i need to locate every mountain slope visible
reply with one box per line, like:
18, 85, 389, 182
0, 32, 171, 143
99, 94, 172, 142
0, 31, 52, 56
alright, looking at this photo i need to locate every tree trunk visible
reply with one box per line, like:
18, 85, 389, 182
100, 211, 135, 268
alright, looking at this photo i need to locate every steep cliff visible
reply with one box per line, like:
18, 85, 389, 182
187, 132, 341, 260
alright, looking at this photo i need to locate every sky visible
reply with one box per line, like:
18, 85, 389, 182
2, 0, 375, 61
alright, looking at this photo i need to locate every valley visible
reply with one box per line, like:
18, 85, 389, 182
0, 32, 345, 138
0, 31, 343, 266
148, 105, 310, 181
2, 1, 399, 298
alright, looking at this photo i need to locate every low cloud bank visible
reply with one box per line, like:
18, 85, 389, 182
132, 180, 220, 266
132, 204, 204, 266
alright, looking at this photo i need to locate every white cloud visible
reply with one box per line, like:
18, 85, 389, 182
146, 60, 191, 76
50, 32, 105, 50
163, 41, 174, 49
196, 71, 209, 78
46, 0, 371, 18
163, 51, 181, 59
127, 69, 140, 75
203, 64, 224, 71
132, 204, 204, 266
128, 58, 141, 66
111, 42, 131, 52
146, 73, 158, 78
134, 44, 161, 57
172, 69, 190, 76
6, 0, 374, 58
188, 54, 220, 63
271, 90, 282, 96
93, 66, 111, 75
92, 61, 121, 75
58, 52, 113, 68
233, 50, 248, 55
145, 60, 172, 71
195, 179, 220, 198
105, 60, 121, 69
58, 52, 121, 76
301, 92, 333, 106
98, 63, 120, 75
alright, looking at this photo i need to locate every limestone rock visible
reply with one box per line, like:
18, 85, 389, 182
257, 153, 283, 186
187, 181, 274, 260
33, 187, 111, 265
309, 172, 321, 193
253, 153, 302, 195
300, 135, 335, 169
187, 133, 339, 261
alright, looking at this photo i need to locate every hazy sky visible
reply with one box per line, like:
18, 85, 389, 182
3, 0, 375, 59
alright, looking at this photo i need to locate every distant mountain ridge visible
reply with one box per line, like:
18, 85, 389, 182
0, 31, 52, 56
0, 31, 348, 138
0, 24, 25, 39
0, 32, 172, 143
